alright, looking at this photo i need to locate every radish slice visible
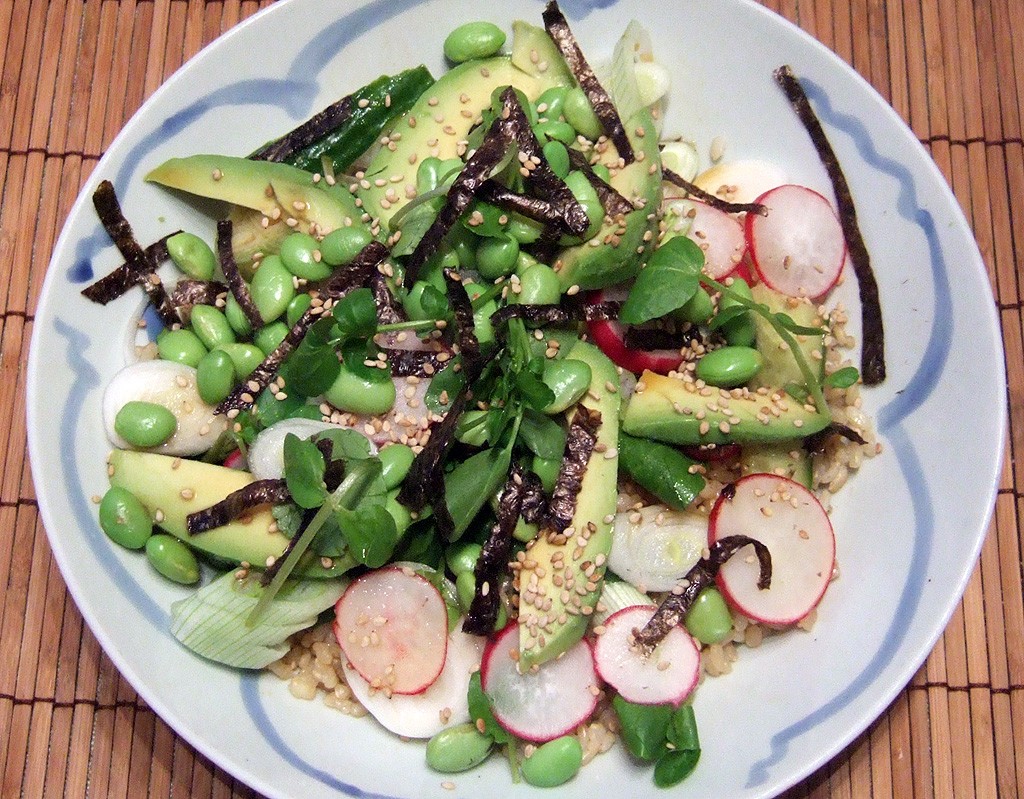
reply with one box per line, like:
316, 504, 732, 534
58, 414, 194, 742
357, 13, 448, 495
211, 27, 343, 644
334, 567, 449, 695
708, 473, 835, 625
340, 628, 485, 739
586, 290, 683, 376
480, 625, 599, 743
686, 201, 746, 279
745, 184, 847, 299
593, 605, 700, 707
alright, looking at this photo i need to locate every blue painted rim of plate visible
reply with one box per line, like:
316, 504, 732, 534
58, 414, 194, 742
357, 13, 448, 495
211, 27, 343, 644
39, 0, 972, 795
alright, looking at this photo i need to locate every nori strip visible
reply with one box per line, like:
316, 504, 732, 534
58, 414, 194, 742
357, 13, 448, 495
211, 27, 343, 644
773, 65, 885, 385
370, 272, 405, 325
477, 181, 573, 229
462, 464, 525, 636
622, 325, 697, 352
566, 149, 635, 218
384, 348, 445, 377
632, 534, 772, 653
546, 405, 602, 535
662, 167, 768, 216
488, 298, 620, 328
542, 1, 634, 164
250, 97, 355, 164
443, 268, 480, 368
216, 242, 389, 415
186, 479, 291, 534
81, 232, 177, 304
802, 421, 868, 455
91, 181, 180, 327
518, 468, 549, 526
171, 279, 228, 310
217, 219, 263, 330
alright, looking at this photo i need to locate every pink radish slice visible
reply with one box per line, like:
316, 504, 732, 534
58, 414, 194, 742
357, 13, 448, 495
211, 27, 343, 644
340, 628, 485, 739
745, 184, 847, 299
334, 567, 449, 695
480, 624, 599, 743
686, 201, 746, 279
593, 606, 700, 707
709, 473, 835, 625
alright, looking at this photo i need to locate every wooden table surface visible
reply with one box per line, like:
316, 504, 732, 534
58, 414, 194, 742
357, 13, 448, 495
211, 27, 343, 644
1, 1, 1021, 796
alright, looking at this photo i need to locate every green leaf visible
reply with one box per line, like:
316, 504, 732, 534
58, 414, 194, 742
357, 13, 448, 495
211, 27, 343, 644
425, 359, 466, 412
667, 704, 700, 751
271, 502, 304, 538
823, 365, 860, 389
518, 409, 566, 460
254, 388, 310, 428
313, 428, 373, 461
444, 446, 512, 540
653, 748, 700, 788
620, 237, 704, 325
279, 317, 341, 397
391, 195, 445, 257
707, 303, 750, 332
467, 671, 513, 744
460, 200, 511, 239
783, 381, 810, 402
515, 364, 556, 412
419, 284, 451, 321
773, 311, 826, 337
283, 433, 327, 509
612, 695, 672, 762
338, 503, 400, 567
341, 338, 392, 384
331, 287, 378, 342
170, 571, 346, 669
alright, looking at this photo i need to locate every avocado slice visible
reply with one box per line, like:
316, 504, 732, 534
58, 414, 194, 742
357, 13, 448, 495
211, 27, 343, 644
621, 371, 830, 446
749, 282, 826, 390
517, 341, 619, 670
741, 443, 813, 488
108, 450, 351, 576
146, 154, 369, 273
554, 108, 662, 291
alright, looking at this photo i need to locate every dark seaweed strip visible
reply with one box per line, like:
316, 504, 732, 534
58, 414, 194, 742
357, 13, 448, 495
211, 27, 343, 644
171, 279, 228, 310
488, 298, 621, 328
518, 468, 549, 526
92, 182, 180, 326
443, 268, 480, 367
250, 96, 354, 163
396, 390, 468, 518
566, 149, 635, 218
370, 272, 405, 325
315, 438, 347, 492
546, 405, 601, 535
802, 421, 868, 455
773, 65, 885, 385
477, 181, 569, 228
542, 1, 634, 164
186, 479, 291, 534
633, 534, 772, 652
384, 348, 445, 377
662, 167, 768, 216
462, 464, 525, 636
217, 219, 263, 330
622, 326, 699, 352
216, 242, 389, 414
81, 233, 177, 304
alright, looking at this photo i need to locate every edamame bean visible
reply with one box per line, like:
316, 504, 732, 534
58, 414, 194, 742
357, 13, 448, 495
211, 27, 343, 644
324, 363, 396, 414
514, 517, 538, 543
443, 21, 506, 63
675, 286, 714, 324
286, 293, 313, 327
190, 305, 236, 350
695, 345, 763, 388
541, 140, 571, 179
541, 359, 592, 414
562, 87, 602, 140
426, 723, 494, 773
535, 86, 568, 121
145, 534, 200, 585
476, 237, 520, 280
320, 226, 373, 266
280, 232, 331, 280
455, 409, 490, 446
506, 215, 544, 244
250, 255, 295, 323
224, 293, 254, 336
591, 163, 611, 183
255, 321, 290, 356
446, 541, 482, 576
450, 228, 477, 269
166, 232, 216, 280
534, 119, 576, 146
455, 569, 476, 613
196, 349, 236, 405
520, 735, 583, 787
719, 277, 756, 347
530, 454, 560, 493
218, 343, 265, 380
115, 401, 177, 448
685, 587, 733, 644
473, 297, 497, 348
379, 443, 415, 490
157, 328, 207, 367
98, 487, 153, 549
402, 281, 434, 321
516, 263, 561, 306
561, 171, 605, 242
416, 157, 445, 194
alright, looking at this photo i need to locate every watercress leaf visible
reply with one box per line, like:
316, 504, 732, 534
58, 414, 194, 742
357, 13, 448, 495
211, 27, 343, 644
338, 503, 399, 567
313, 428, 373, 461
620, 237, 703, 325
467, 671, 513, 744
280, 317, 341, 397
332, 287, 378, 342
444, 447, 512, 541
283, 433, 327, 509
393, 521, 444, 570
341, 338, 392, 384
460, 199, 509, 239
518, 409, 567, 459
653, 748, 700, 788
391, 196, 445, 258
823, 365, 860, 389
312, 512, 347, 557
425, 359, 466, 412
707, 303, 750, 332
612, 695, 672, 762
783, 381, 810, 402
515, 367, 556, 411
773, 311, 826, 336
271, 502, 304, 538
419, 284, 452, 321
254, 387, 309, 428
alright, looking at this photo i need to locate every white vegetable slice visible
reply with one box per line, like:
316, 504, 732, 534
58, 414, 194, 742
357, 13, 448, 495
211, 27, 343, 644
248, 418, 370, 480
593, 605, 700, 707
709, 473, 835, 625
334, 567, 449, 695
609, 506, 707, 592
693, 159, 786, 206
341, 627, 485, 739
480, 624, 598, 743
102, 360, 226, 456
685, 200, 746, 279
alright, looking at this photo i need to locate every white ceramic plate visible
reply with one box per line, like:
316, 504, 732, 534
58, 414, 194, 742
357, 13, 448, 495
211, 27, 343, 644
28, 0, 1006, 797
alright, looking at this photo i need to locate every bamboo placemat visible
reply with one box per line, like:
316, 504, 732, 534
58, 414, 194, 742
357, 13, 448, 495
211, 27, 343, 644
0, 1, 1019, 796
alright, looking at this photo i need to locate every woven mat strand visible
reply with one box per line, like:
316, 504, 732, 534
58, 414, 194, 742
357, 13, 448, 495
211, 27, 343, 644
0, 1, 1021, 797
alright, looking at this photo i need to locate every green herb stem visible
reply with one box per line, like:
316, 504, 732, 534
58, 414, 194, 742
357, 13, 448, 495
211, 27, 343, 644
375, 319, 440, 334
